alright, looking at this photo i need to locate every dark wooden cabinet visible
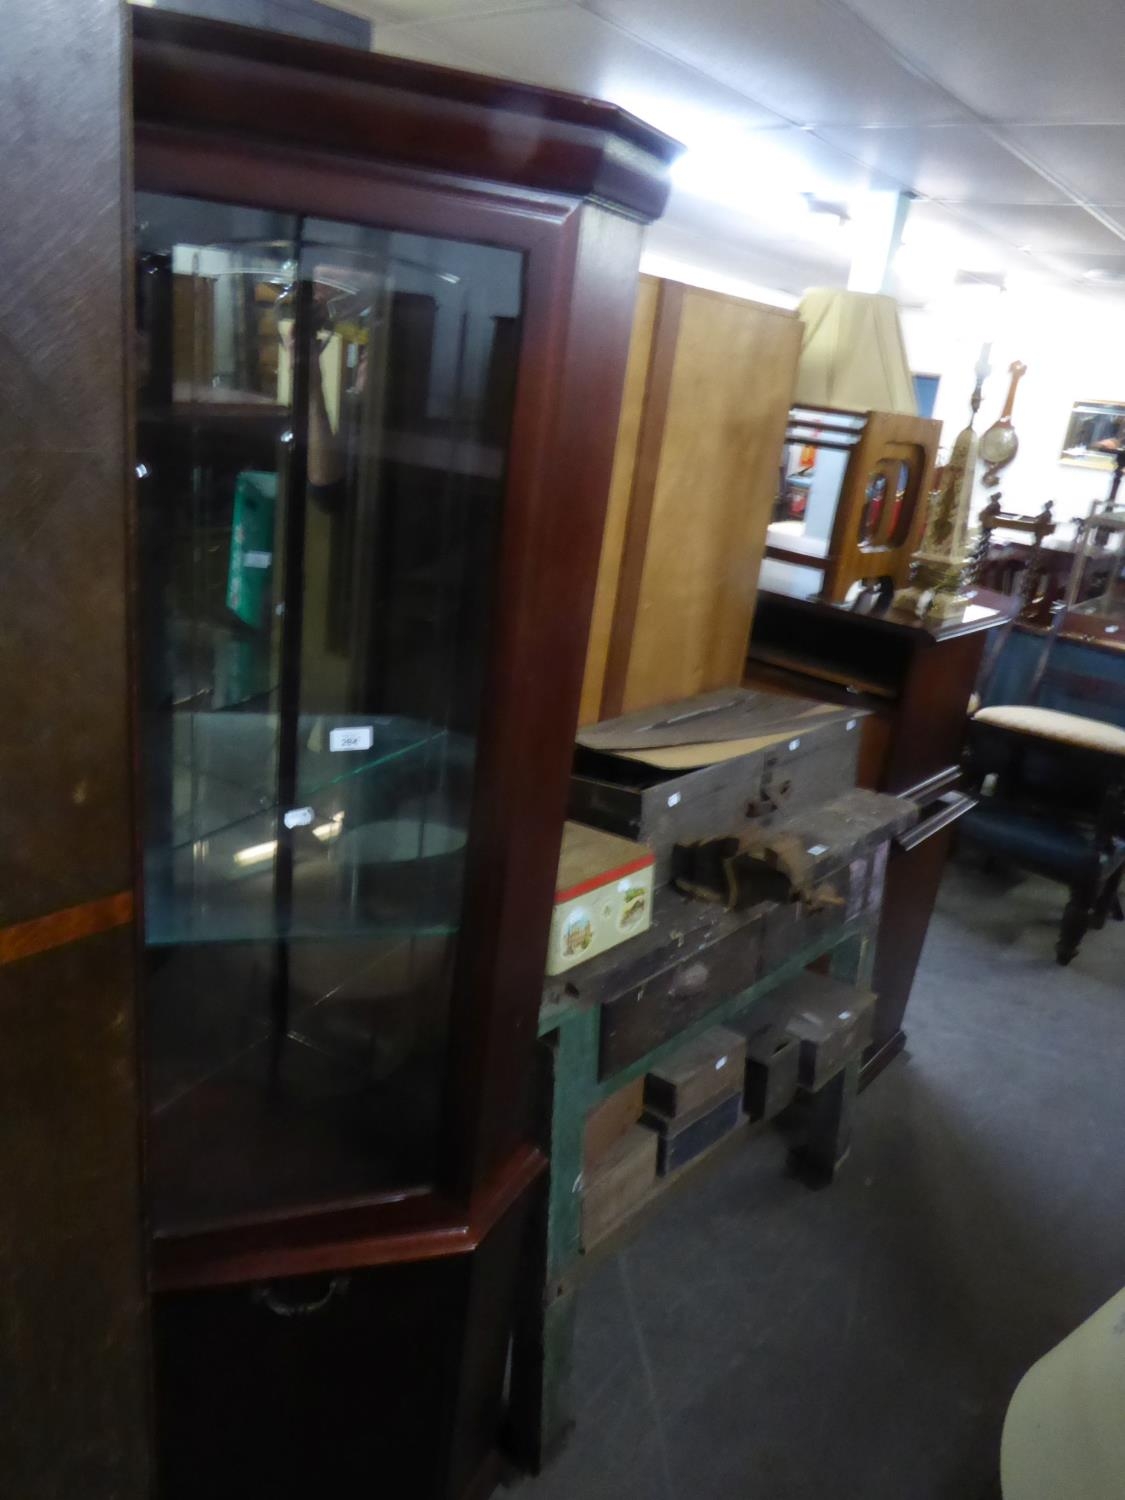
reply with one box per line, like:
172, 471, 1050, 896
126, 11, 676, 1496
748, 586, 1009, 1082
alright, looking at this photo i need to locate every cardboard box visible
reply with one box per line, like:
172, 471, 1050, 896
547, 822, 654, 976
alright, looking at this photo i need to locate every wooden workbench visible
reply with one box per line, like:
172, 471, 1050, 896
508, 870, 884, 1468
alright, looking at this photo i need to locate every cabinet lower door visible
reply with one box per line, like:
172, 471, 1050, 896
155, 1199, 526, 1500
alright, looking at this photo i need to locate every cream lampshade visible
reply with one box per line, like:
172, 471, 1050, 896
793, 288, 917, 415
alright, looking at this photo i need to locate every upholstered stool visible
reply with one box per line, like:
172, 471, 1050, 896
962, 706, 1125, 963
974, 704, 1125, 757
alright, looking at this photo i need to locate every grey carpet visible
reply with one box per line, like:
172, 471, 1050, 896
511, 858, 1125, 1500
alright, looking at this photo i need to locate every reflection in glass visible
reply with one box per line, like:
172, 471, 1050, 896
135, 195, 523, 1231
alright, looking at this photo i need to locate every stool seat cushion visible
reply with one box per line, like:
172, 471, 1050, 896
974, 704, 1125, 757
1002, 1283, 1125, 1499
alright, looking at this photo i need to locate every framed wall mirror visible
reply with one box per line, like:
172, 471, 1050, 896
1060, 400, 1125, 469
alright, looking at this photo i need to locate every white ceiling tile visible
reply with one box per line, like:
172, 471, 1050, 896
377, 5, 787, 138
662, 178, 853, 260
1003, 127, 1125, 206
953, 205, 1125, 257
898, 199, 1027, 279
1036, 252, 1125, 285
370, 0, 1125, 301
647, 205, 846, 298
838, 0, 1125, 124
815, 124, 1066, 205
680, 126, 899, 201
584, 0, 967, 126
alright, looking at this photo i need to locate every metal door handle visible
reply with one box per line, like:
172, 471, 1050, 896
252, 1275, 351, 1318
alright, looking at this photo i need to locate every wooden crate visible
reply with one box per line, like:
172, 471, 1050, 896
581, 1126, 658, 1247
583, 1078, 645, 1173
781, 974, 876, 1090
644, 1025, 747, 1119
743, 1028, 800, 1123
597, 901, 766, 1077
570, 691, 862, 883
643, 1088, 743, 1175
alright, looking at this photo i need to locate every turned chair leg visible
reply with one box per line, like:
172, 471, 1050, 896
1091, 868, 1125, 932
1058, 889, 1094, 965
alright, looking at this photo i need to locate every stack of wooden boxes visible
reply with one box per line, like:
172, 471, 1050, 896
581, 1026, 748, 1246
580, 980, 877, 1247
641, 1026, 746, 1175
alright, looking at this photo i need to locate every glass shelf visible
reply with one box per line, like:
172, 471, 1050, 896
145, 717, 469, 947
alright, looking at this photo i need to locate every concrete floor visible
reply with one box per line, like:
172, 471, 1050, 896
512, 859, 1125, 1500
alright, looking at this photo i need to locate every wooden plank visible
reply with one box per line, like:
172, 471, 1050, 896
583, 1078, 645, 1172
615, 286, 802, 714
578, 275, 659, 725
581, 1125, 658, 1244
599, 277, 685, 717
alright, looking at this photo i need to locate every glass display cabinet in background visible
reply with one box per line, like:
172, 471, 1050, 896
129, 12, 676, 1499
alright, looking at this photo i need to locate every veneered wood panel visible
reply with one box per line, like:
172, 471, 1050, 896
0, 1, 150, 1492
0, 930, 149, 1498
598, 278, 685, 721
578, 275, 659, 725
621, 287, 801, 713
446, 201, 650, 1198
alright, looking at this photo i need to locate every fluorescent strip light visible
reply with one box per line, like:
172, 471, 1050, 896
233, 840, 277, 867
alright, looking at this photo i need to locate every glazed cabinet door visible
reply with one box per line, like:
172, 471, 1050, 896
135, 193, 524, 1237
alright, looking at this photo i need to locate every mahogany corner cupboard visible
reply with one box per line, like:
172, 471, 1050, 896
128, 12, 676, 1497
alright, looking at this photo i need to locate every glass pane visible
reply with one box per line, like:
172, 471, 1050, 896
135, 194, 523, 1232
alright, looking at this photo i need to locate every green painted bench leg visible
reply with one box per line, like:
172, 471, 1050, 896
506, 1006, 598, 1471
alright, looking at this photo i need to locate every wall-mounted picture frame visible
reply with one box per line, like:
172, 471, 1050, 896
1059, 399, 1125, 469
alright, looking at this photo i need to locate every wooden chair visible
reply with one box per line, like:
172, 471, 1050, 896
765, 407, 939, 604
966, 496, 1057, 623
